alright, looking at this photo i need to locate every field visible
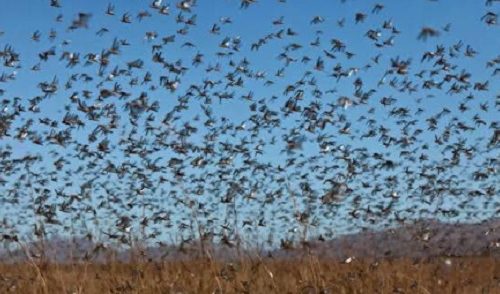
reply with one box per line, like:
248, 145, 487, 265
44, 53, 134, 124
0, 255, 498, 293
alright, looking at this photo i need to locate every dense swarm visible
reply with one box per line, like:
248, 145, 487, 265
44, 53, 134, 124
0, 0, 498, 260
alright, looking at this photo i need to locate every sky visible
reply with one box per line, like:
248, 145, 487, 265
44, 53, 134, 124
0, 0, 498, 248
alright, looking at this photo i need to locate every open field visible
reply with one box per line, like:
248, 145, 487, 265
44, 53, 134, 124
0, 256, 498, 293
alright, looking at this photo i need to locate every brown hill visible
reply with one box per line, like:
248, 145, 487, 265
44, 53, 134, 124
1, 219, 499, 263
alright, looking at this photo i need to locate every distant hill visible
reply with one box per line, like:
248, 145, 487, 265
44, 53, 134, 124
285, 218, 500, 260
1, 219, 499, 263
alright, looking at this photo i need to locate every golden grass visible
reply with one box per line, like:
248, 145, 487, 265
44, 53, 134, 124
0, 255, 498, 293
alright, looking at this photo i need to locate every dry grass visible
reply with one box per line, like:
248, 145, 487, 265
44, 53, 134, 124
0, 255, 498, 293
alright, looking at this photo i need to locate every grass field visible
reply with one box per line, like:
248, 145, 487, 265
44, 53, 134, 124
0, 255, 498, 293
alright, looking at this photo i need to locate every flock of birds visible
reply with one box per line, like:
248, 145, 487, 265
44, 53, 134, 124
0, 0, 498, 255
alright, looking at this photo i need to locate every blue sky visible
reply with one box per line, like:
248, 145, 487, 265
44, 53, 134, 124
0, 0, 498, 248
